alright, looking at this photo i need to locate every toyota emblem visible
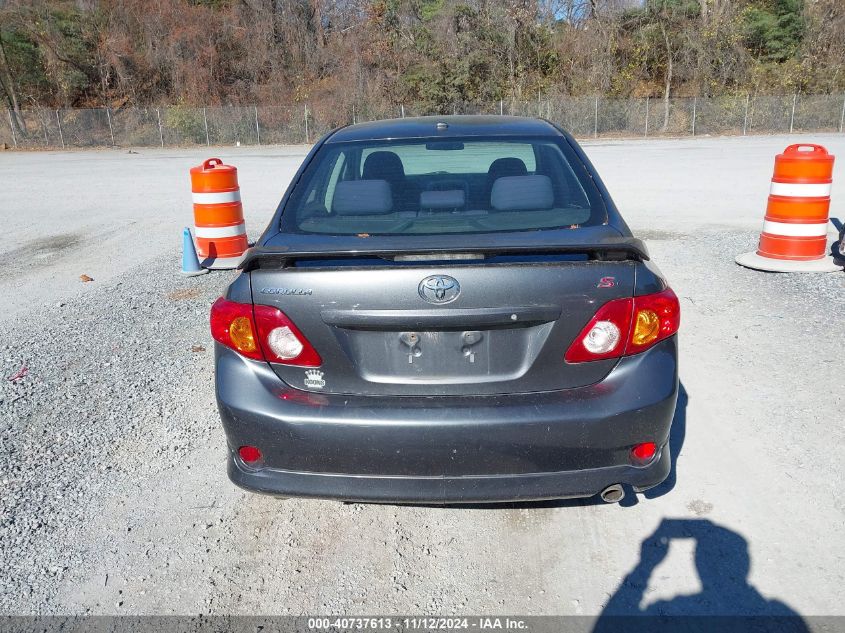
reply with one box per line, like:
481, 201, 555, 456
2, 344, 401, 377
418, 275, 461, 304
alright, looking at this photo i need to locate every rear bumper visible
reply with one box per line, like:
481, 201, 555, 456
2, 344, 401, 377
216, 337, 678, 503
227, 449, 670, 503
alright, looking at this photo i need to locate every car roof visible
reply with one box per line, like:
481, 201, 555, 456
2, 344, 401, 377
325, 115, 561, 144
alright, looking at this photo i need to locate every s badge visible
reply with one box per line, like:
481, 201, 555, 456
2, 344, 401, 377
597, 276, 616, 288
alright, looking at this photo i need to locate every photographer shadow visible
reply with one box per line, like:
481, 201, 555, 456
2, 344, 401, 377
593, 518, 809, 632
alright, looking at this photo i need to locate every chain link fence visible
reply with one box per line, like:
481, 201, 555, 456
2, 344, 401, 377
2, 94, 844, 150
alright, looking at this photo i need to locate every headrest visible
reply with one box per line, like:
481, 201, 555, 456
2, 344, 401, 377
488, 157, 528, 179
362, 151, 405, 182
490, 175, 554, 211
420, 189, 465, 210
332, 180, 393, 215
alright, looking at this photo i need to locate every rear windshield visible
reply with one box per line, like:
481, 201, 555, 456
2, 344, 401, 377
281, 136, 607, 235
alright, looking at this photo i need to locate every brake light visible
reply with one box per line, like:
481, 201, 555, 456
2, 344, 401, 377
564, 297, 633, 363
210, 298, 322, 366
253, 305, 322, 366
565, 287, 679, 363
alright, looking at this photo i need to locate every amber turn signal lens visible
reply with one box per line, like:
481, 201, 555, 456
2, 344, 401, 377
631, 309, 660, 346
229, 316, 257, 353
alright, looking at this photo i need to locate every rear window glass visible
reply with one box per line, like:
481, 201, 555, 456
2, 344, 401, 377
282, 136, 606, 235
360, 143, 536, 175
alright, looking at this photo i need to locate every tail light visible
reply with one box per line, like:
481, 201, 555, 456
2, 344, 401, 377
253, 304, 322, 366
210, 298, 262, 360
210, 298, 322, 366
565, 287, 680, 363
564, 296, 633, 363
628, 288, 681, 354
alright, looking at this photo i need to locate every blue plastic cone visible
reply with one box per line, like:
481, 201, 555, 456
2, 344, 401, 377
181, 227, 209, 276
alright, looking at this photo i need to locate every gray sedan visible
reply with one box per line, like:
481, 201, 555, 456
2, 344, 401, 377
211, 116, 680, 504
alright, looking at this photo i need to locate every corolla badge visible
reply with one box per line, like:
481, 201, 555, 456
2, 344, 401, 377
260, 287, 312, 296
418, 275, 461, 304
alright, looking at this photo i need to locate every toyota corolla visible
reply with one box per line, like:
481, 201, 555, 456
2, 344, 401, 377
211, 116, 680, 504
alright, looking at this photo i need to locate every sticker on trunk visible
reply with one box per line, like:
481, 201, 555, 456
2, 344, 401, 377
304, 369, 326, 389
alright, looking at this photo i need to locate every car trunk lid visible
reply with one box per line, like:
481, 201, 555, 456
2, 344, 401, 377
250, 247, 639, 396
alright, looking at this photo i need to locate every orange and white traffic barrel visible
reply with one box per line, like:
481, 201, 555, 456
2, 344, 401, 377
189, 158, 248, 269
736, 144, 841, 272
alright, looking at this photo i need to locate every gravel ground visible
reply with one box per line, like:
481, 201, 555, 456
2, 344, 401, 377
0, 135, 843, 618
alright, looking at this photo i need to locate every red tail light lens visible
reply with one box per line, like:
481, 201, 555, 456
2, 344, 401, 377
210, 298, 262, 360
565, 287, 680, 363
253, 305, 322, 367
629, 288, 680, 354
564, 297, 633, 363
210, 298, 322, 367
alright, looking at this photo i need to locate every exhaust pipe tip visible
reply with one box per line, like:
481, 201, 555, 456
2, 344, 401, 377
600, 484, 625, 504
